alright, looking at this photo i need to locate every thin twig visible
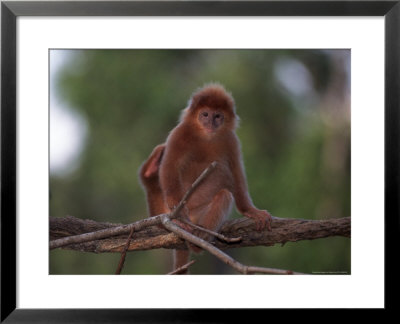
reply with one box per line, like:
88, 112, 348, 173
167, 260, 196, 275
49, 162, 218, 250
50, 213, 163, 250
172, 161, 218, 217
181, 219, 242, 243
161, 215, 304, 275
115, 227, 134, 274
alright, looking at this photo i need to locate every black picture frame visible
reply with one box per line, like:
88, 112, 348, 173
1, 0, 398, 321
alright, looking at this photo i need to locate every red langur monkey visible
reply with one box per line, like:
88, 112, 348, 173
139, 84, 272, 273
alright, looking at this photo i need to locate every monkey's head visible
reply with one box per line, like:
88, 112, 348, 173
183, 84, 238, 134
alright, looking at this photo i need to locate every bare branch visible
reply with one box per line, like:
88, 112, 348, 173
173, 161, 217, 217
50, 215, 350, 253
167, 260, 196, 275
49, 213, 165, 250
49, 161, 217, 250
161, 215, 304, 275
181, 219, 242, 243
48, 161, 350, 275
115, 227, 134, 274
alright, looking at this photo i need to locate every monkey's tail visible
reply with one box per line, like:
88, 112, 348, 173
173, 249, 191, 274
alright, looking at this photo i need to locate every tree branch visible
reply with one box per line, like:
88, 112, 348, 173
114, 227, 134, 274
167, 260, 196, 275
181, 218, 242, 243
50, 215, 350, 253
161, 214, 304, 274
49, 161, 350, 275
49, 161, 217, 250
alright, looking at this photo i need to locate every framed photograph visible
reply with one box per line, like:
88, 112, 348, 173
1, 0, 398, 321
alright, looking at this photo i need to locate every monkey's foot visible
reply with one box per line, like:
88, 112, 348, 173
243, 209, 272, 231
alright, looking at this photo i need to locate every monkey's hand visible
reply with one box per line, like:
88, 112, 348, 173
243, 208, 272, 231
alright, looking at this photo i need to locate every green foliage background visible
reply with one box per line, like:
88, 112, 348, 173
50, 49, 350, 274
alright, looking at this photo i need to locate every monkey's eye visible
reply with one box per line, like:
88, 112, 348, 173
215, 114, 221, 119
202, 112, 208, 117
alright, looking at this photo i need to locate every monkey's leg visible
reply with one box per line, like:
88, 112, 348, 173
139, 144, 168, 217
140, 144, 166, 179
172, 190, 233, 272
190, 189, 233, 253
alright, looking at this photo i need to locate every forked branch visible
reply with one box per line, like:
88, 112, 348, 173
50, 215, 350, 253
49, 162, 350, 275
49, 162, 218, 250
161, 214, 304, 275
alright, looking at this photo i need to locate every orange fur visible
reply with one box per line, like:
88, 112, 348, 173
139, 84, 272, 274
139, 144, 168, 216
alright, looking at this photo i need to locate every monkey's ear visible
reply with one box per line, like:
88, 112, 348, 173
233, 114, 240, 129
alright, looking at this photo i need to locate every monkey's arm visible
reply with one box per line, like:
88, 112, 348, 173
229, 134, 272, 231
229, 138, 255, 212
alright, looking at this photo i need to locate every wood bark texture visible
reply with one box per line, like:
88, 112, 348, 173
50, 215, 350, 253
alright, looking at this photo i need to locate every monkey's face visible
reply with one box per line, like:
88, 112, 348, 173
197, 107, 225, 133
